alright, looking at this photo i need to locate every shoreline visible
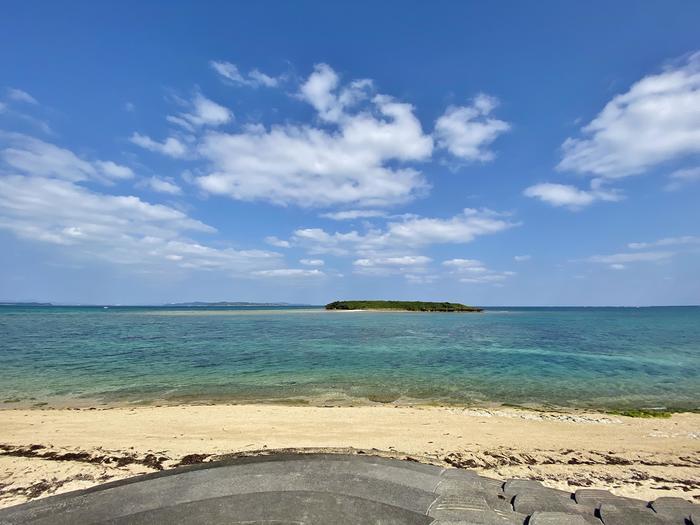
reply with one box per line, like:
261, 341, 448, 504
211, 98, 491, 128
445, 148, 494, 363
1, 404, 698, 509
2, 393, 697, 416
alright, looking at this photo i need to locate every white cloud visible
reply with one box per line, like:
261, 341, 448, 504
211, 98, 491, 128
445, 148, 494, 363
514, 255, 531, 262
352, 255, 432, 277
404, 274, 438, 284
0, 174, 211, 241
289, 210, 515, 280
353, 255, 432, 268
383, 208, 516, 245
145, 176, 182, 195
300, 258, 324, 266
291, 228, 362, 256
130, 63, 504, 210
586, 251, 674, 264
2, 136, 93, 181
627, 235, 700, 250
130, 133, 188, 158
610, 263, 626, 270
1, 135, 134, 183
320, 209, 387, 221
252, 268, 324, 278
664, 167, 700, 191
524, 183, 594, 208
7, 88, 38, 105
2, 91, 50, 133
195, 63, 433, 208
459, 273, 514, 284
299, 64, 373, 123
443, 258, 486, 270
292, 208, 516, 256
210, 61, 246, 83
443, 258, 515, 284
523, 181, 621, 209
354, 255, 431, 267
124, 102, 135, 112
167, 92, 232, 130
559, 52, 700, 178
265, 236, 291, 248
210, 60, 281, 88
300, 64, 341, 120
0, 134, 288, 275
156, 241, 280, 273
94, 161, 134, 180
434, 94, 510, 161
249, 69, 279, 88
0, 173, 286, 274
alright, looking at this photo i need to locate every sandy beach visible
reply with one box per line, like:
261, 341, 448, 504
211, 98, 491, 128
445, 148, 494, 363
1, 404, 698, 509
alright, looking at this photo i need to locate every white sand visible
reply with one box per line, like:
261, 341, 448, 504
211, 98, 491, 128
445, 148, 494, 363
1, 404, 698, 508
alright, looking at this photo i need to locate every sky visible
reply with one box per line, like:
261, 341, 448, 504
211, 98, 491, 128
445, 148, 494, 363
1, 1, 699, 306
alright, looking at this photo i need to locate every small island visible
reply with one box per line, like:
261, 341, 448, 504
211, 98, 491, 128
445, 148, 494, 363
325, 300, 483, 312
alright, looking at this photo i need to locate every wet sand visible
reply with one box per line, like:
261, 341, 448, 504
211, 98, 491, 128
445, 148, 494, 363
1, 404, 698, 508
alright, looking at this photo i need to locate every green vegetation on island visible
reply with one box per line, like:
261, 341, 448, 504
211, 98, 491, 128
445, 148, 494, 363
325, 300, 483, 312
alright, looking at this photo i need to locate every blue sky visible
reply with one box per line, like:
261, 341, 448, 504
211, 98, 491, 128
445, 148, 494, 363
1, 1, 699, 306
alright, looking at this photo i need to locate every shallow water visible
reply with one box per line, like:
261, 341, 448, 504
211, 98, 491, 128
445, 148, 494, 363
1, 305, 698, 410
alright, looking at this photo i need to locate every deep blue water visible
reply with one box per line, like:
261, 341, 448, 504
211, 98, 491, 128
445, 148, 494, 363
0, 305, 698, 410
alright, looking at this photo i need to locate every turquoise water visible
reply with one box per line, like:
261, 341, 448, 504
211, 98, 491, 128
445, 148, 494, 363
0, 306, 698, 410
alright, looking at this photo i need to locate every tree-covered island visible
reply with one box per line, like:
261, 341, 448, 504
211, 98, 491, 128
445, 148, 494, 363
325, 300, 483, 312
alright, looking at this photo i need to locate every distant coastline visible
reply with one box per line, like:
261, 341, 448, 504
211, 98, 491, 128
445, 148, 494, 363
165, 301, 311, 307
0, 302, 53, 307
0, 301, 312, 308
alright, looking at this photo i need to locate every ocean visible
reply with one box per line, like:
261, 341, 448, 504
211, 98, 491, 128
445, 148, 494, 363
1, 305, 698, 411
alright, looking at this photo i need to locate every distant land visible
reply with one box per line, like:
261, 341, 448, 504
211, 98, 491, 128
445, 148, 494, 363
325, 300, 483, 312
165, 301, 311, 307
0, 301, 311, 307
0, 302, 53, 306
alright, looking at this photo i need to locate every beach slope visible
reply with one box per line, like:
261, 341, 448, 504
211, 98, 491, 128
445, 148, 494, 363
1, 405, 698, 508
